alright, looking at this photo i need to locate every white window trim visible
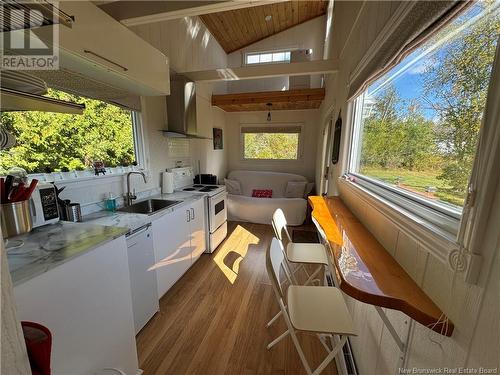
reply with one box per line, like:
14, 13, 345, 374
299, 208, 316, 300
27, 165, 146, 186
239, 123, 304, 162
348, 172, 461, 233
24, 110, 148, 185
132, 111, 146, 169
338, 177, 458, 267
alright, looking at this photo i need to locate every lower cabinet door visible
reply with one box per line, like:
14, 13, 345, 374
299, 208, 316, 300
126, 225, 159, 334
189, 198, 206, 264
152, 207, 191, 298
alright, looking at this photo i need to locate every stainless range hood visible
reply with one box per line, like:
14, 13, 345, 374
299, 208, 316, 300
163, 74, 209, 139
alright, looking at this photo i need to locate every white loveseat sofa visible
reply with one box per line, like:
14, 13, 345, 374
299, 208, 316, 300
226, 170, 310, 225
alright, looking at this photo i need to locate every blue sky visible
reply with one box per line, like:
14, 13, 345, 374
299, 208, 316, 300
365, 3, 495, 122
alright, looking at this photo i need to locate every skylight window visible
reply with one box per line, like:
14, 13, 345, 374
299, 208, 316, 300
245, 50, 291, 65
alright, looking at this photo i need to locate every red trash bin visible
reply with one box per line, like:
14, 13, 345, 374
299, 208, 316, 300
21, 321, 52, 375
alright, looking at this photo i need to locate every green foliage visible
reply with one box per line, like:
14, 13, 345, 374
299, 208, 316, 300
360, 4, 499, 207
423, 6, 500, 194
244, 133, 299, 160
0, 89, 135, 174
361, 87, 441, 171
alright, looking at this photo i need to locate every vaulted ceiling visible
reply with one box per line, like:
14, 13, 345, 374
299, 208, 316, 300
98, 1, 328, 54
200, 1, 328, 53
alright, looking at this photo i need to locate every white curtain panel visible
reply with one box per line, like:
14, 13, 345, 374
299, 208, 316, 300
348, 1, 471, 100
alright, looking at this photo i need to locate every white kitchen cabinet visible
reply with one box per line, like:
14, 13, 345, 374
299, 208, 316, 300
152, 198, 206, 298
33, 1, 169, 96
14, 236, 139, 375
126, 224, 159, 334
189, 197, 206, 264
152, 206, 191, 298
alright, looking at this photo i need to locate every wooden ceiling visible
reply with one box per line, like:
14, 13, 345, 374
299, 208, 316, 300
212, 88, 325, 112
200, 1, 328, 53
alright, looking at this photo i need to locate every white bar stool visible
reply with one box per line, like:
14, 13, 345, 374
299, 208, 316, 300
271, 208, 330, 286
266, 238, 356, 375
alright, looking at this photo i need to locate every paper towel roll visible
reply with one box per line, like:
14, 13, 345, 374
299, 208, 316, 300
162, 172, 174, 194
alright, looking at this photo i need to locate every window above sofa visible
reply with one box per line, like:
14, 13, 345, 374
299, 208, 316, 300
240, 124, 302, 161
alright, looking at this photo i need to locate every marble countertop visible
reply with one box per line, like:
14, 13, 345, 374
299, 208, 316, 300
6, 222, 128, 286
6, 191, 204, 286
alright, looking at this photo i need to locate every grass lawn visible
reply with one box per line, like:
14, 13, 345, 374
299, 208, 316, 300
360, 166, 465, 207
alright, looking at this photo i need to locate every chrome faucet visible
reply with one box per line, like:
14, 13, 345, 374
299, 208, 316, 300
125, 171, 147, 206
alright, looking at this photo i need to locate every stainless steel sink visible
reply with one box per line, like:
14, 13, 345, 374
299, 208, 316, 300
118, 199, 181, 215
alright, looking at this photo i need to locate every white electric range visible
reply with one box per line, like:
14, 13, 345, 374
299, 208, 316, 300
168, 167, 227, 253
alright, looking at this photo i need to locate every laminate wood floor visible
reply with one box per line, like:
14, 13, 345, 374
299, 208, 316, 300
136, 221, 338, 375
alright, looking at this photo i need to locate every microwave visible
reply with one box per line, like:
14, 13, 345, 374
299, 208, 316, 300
30, 183, 60, 228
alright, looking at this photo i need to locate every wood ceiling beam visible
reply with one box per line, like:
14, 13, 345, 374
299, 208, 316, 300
212, 88, 325, 106
120, 0, 288, 27
184, 59, 339, 82
211, 88, 325, 112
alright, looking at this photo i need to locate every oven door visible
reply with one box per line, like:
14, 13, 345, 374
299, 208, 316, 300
209, 191, 227, 233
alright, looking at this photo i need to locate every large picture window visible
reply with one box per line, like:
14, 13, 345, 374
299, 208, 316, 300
241, 125, 301, 160
0, 89, 140, 174
347, 3, 499, 233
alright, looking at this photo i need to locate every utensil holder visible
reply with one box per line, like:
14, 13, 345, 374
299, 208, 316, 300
1, 200, 33, 238
65, 203, 82, 222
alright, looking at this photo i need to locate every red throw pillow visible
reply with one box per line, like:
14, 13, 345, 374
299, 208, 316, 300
252, 189, 272, 198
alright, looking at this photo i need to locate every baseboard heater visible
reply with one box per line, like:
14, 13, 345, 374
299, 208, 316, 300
325, 273, 359, 375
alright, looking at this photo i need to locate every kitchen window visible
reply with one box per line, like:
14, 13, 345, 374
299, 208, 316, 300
346, 3, 499, 234
245, 50, 291, 65
241, 124, 302, 161
0, 89, 142, 175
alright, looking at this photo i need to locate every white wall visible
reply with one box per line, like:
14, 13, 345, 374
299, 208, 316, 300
131, 16, 229, 183
227, 15, 326, 68
318, 1, 500, 373
140, 85, 228, 185
225, 109, 320, 181
130, 16, 227, 73
191, 82, 228, 180
226, 16, 326, 93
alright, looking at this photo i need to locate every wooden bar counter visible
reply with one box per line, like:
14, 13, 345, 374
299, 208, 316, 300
309, 196, 454, 337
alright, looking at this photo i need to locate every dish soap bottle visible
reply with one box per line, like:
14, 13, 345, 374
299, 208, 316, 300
104, 192, 117, 212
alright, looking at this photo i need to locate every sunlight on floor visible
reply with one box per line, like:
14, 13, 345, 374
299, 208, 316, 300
213, 224, 260, 284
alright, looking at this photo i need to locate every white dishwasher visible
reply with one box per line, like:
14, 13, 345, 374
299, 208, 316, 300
126, 224, 159, 334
